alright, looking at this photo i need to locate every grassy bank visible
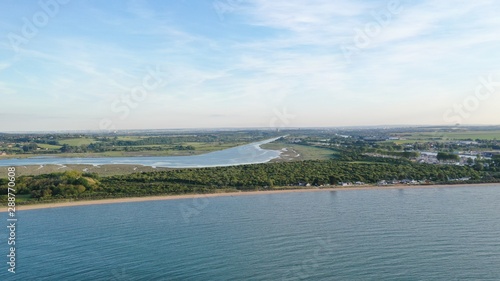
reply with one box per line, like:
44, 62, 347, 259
0, 164, 172, 178
262, 143, 337, 161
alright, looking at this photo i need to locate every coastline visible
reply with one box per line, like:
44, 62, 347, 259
4, 182, 499, 212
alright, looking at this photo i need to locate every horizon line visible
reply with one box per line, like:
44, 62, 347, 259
2, 124, 500, 134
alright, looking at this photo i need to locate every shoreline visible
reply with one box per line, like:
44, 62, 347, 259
4, 182, 499, 212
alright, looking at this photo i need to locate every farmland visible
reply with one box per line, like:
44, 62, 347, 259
388, 130, 500, 144
0, 131, 278, 159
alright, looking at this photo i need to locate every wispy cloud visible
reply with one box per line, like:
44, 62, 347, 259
1, 0, 499, 130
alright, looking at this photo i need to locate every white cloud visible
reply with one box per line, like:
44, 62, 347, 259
1, 0, 500, 130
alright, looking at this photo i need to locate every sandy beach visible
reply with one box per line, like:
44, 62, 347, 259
2, 183, 499, 212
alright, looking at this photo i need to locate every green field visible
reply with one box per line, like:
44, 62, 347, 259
59, 137, 96, 146
262, 143, 337, 161
389, 130, 500, 144
109, 141, 247, 155
114, 136, 144, 141
0, 141, 250, 160
182, 142, 246, 151
435, 131, 500, 140
292, 144, 339, 160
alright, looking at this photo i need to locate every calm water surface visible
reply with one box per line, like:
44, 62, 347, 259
0, 137, 282, 168
3, 185, 500, 280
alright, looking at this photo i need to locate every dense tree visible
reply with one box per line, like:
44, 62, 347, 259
3, 159, 493, 205
22, 143, 38, 152
437, 152, 460, 161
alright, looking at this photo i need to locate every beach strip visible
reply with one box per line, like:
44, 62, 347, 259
3, 183, 499, 212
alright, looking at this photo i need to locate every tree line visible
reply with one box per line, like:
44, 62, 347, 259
2, 160, 497, 204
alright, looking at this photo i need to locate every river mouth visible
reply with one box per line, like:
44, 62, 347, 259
0, 137, 284, 168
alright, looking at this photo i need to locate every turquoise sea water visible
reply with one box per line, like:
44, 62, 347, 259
3, 185, 500, 280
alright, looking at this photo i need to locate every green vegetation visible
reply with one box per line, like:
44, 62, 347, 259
36, 143, 63, 150
59, 137, 96, 146
262, 143, 337, 161
0, 164, 172, 178
0, 131, 279, 158
2, 159, 498, 205
114, 136, 144, 141
377, 151, 420, 159
437, 152, 460, 161
1, 126, 499, 207
389, 130, 500, 143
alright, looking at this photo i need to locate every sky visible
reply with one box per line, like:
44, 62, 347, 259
0, 0, 499, 131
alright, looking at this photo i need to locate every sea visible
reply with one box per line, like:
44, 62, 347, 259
3, 184, 500, 280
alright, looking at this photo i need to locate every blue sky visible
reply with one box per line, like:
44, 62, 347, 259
1, 0, 499, 131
